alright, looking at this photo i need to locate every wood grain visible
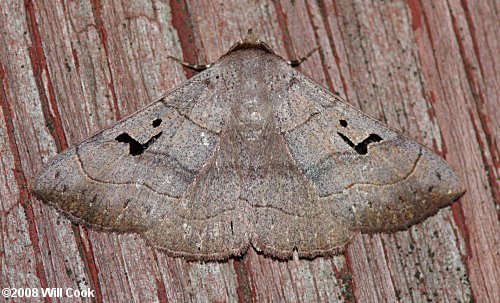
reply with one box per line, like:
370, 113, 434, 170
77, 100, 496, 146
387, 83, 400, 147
0, 0, 498, 302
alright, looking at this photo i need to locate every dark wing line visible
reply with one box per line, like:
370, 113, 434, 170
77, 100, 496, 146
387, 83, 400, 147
239, 196, 321, 219
75, 146, 181, 199
320, 146, 422, 198
170, 198, 323, 222
143, 149, 198, 175
278, 111, 321, 134
163, 103, 220, 135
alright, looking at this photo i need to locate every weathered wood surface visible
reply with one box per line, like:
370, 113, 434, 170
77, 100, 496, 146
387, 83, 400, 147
0, 0, 498, 302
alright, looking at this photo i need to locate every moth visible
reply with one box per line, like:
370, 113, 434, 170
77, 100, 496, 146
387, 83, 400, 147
32, 30, 464, 260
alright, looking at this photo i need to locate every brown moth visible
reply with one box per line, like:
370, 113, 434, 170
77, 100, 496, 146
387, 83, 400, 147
32, 30, 464, 261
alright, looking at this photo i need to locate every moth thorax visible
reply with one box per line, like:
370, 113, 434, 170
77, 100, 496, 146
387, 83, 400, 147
234, 94, 272, 142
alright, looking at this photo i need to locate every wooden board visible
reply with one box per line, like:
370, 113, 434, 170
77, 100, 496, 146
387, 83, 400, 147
0, 0, 498, 302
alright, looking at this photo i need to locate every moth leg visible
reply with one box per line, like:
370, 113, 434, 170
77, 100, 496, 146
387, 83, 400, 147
288, 46, 320, 67
167, 56, 211, 71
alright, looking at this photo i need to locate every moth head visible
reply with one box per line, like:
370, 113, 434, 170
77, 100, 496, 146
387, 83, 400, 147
227, 29, 275, 55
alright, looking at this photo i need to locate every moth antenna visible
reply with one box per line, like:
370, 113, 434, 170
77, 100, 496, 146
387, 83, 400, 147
288, 45, 321, 67
167, 55, 211, 72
